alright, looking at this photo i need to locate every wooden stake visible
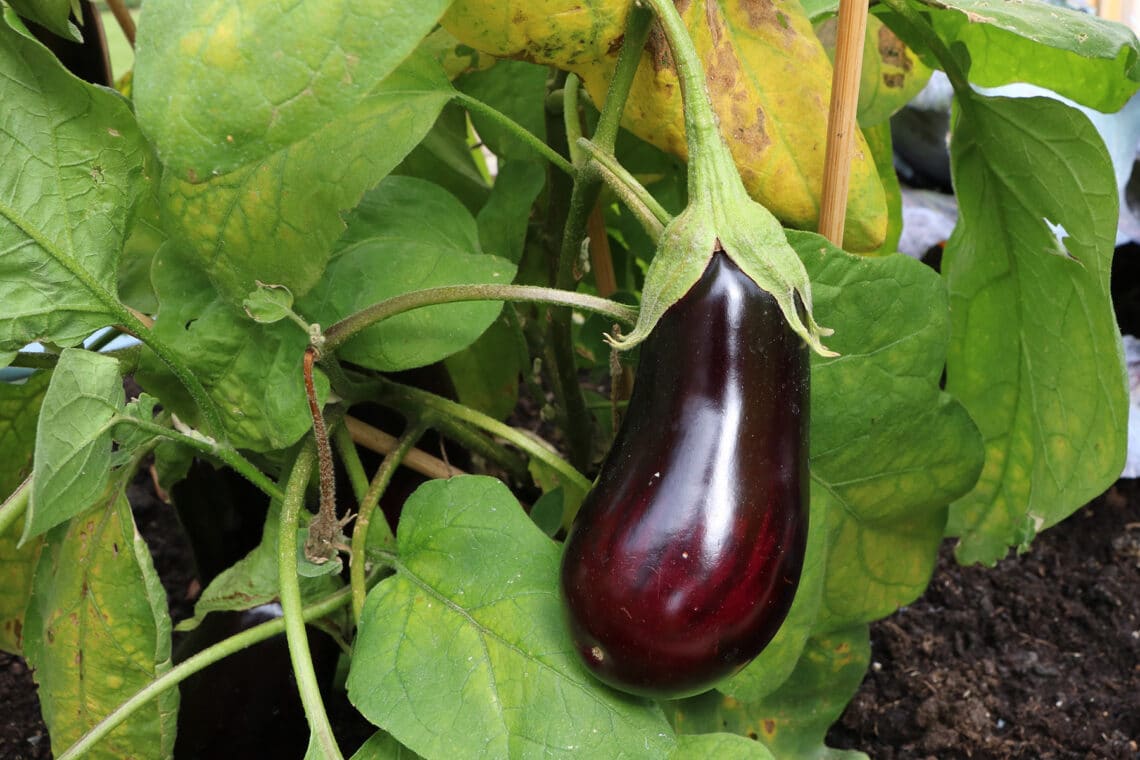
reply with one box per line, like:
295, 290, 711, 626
818, 0, 870, 247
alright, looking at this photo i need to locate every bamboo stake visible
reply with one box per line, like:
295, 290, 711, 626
818, 0, 871, 246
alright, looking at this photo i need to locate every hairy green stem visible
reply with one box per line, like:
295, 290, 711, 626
454, 92, 574, 175
579, 138, 669, 236
56, 577, 367, 760
0, 477, 30, 540
333, 424, 370, 503
639, 0, 743, 200
279, 445, 343, 760
322, 284, 637, 353
564, 75, 585, 165
591, 4, 654, 152
350, 422, 427, 623
375, 378, 592, 498
115, 417, 283, 501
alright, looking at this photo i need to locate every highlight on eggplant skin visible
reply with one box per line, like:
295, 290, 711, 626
559, 252, 809, 699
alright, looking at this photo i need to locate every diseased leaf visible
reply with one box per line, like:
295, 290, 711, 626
910, 0, 1140, 112
574, 0, 887, 251
0, 18, 146, 354
136, 244, 328, 452
0, 371, 50, 653
817, 15, 932, 127
943, 94, 1126, 564
668, 629, 870, 760
299, 176, 517, 372
23, 489, 176, 759
156, 52, 454, 303
134, 0, 451, 176
347, 476, 676, 759
26, 349, 123, 541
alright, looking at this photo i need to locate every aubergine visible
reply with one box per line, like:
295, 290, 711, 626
560, 252, 809, 699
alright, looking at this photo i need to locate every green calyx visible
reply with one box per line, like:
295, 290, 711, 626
611, 0, 836, 357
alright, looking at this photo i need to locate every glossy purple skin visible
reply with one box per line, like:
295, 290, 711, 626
560, 253, 809, 698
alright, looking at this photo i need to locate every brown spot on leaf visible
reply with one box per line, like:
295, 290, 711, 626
676, 0, 693, 13
706, 0, 722, 45
763, 718, 777, 735
186, 168, 199, 183
607, 33, 625, 56
647, 23, 675, 72
877, 25, 912, 72
739, 0, 794, 40
112, 542, 119, 555
883, 72, 905, 88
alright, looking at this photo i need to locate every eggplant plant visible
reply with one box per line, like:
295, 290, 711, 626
0, 0, 1135, 758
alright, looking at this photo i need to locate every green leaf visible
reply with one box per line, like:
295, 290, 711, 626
394, 103, 491, 214
444, 314, 523, 421
299, 176, 517, 371
136, 243, 328, 452
457, 61, 549, 161
477, 160, 546, 264
667, 628, 870, 760
911, 0, 1140, 112
350, 732, 426, 760
6, 0, 78, 41
861, 122, 904, 256
671, 733, 776, 759
0, 19, 146, 354
26, 349, 123, 541
134, 0, 450, 176
23, 489, 176, 759
157, 52, 454, 303
243, 282, 297, 325
943, 94, 1126, 564
177, 503, 339, 632
347, 476, 676, 759
796, 235, 984, 625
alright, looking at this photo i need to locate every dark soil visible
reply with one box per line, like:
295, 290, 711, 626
827, 480, 1140, 759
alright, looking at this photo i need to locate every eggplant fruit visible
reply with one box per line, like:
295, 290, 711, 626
560, 252, 809, 698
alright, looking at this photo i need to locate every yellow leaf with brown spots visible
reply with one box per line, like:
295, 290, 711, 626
573, 0, 888, 251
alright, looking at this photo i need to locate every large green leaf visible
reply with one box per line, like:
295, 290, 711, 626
0, 18, 146, 355
157, 52, 454, 303
671, 733, 776, 759
6, 0, 77, 41
23, 489, 176, 759
796, 235, 984, 624
136, 244, 328, 452
25, 349, 123, 541
299, 176, 517, 371
667, 628, 870, 760
0, 371, 50, 653
476, 160, 546, 264
910, 0, 1140, 112
347, 476, 676, 759
134, 0, 450, 176
943, 94, 1126, 564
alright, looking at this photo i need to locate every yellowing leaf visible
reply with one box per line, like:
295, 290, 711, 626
574, 0, 888, 251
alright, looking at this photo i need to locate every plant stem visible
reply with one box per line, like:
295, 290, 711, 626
278, 445, 344, 760
113, 417, 283, 501
103, 0, 136, 46
579, 138, 670, 234
591, 4, 654, 153
333, 423, 370, 503
638, 0, 743, 200
56, 577, 365, 760
0, 478, 30, 540
564, 75, 585, 165
344, 416, 465, 480
453, 92, 574, 176
321, 284, 637, 354
350, 422, 428, 623
818, 0, 870, 245
375, 378, 592, 498
303, 348, 339, 563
